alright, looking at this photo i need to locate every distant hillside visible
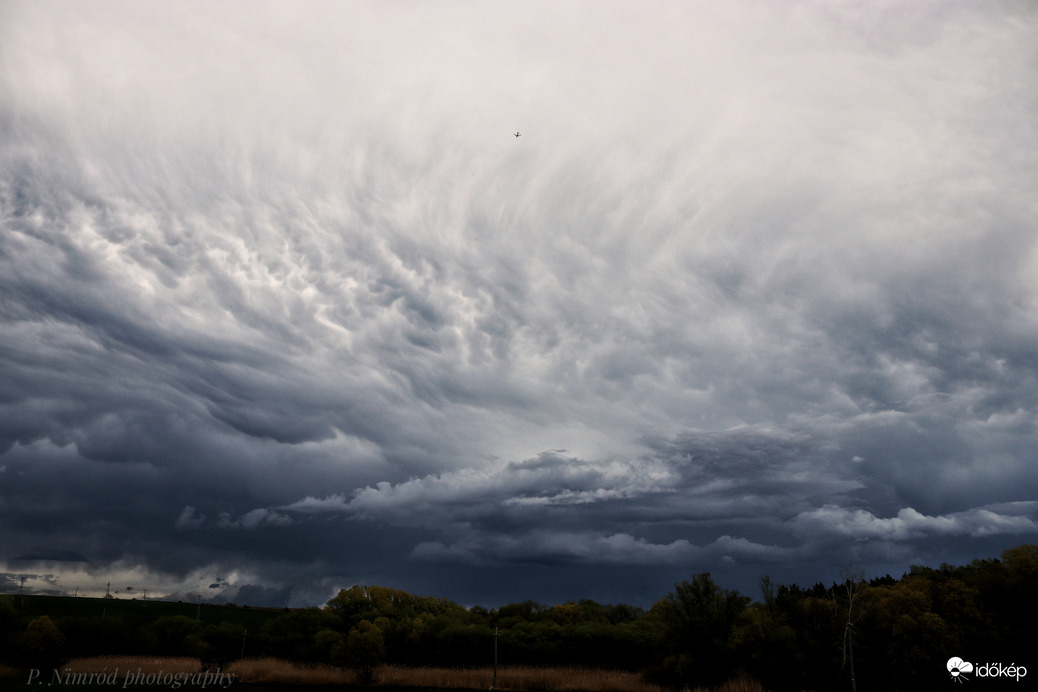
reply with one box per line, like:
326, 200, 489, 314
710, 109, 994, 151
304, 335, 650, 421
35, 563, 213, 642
0, 593, 289, 631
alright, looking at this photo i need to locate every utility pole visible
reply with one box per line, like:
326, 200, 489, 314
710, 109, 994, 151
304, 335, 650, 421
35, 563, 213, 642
196, 595, 202, 621
848, 622, 856, 692
240, 627, 247, 659
492, 626, 500, 690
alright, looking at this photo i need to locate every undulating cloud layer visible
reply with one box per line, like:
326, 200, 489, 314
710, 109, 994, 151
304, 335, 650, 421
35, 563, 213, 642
2, 0, 1037, 607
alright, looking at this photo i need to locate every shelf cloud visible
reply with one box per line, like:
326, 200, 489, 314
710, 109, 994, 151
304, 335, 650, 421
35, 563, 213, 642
2, 0, 1037, 607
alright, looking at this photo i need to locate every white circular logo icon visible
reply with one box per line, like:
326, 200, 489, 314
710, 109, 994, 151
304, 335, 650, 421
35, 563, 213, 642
947, 657, 974, 682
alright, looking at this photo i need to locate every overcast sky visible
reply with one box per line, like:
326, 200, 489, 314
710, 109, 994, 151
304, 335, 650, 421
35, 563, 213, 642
2, 0, 1037, 609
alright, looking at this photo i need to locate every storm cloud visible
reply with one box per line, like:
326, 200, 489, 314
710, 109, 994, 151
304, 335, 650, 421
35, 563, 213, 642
2, 0, 1037, 607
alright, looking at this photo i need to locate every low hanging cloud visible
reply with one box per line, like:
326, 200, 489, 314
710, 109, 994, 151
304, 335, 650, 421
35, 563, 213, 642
215, 509, 293, 531
412, 533, 794, 567
280, 451, 679, 519
795, 505, 1038, 541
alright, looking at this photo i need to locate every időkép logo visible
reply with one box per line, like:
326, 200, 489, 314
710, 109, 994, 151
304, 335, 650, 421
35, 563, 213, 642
947, 657, 1027, 683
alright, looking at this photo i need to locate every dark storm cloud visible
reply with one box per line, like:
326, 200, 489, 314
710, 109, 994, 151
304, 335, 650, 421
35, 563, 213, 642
2, 0, 1037, 606
14, 551, 88, 562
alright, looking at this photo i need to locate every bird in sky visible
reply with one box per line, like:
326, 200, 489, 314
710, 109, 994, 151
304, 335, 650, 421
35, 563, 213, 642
514, 131, 521, 138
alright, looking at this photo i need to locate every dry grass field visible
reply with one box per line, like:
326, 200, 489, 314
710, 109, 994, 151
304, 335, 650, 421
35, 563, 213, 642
226, 657, 353, 685
375, 664, 664, 691
43, 656, 771, 692
226, 658, 667, 691
60, 656, 203, 675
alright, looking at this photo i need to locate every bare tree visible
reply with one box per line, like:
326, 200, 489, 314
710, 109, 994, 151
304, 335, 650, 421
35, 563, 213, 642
831, 566, 867, 692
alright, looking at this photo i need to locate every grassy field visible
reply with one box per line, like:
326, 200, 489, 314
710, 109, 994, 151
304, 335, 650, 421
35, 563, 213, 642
5, 656, 771, 692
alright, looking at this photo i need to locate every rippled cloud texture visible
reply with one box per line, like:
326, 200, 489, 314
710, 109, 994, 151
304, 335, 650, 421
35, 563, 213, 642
2, 1, 1037, 607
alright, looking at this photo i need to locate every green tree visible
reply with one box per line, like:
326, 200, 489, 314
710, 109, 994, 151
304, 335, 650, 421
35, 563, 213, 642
257, 607, 340, 662
731, 578, 801, 691
20, 616, 67, 670
1001, 543, 1038, 578
145, 615, 203, 657
1001, 544, 1038, 647
326, 585, 465, 630
340, 620, 385, 685
0, 599, 24, 665
314, 627, 346, 664
859, 576, 951, 689
648, 573, 750, 689
200, 621, 247, 667
495, 600, 547, 626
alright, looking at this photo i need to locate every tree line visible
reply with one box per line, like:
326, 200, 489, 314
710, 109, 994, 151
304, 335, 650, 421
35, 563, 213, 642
3, 544, 1034, 691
